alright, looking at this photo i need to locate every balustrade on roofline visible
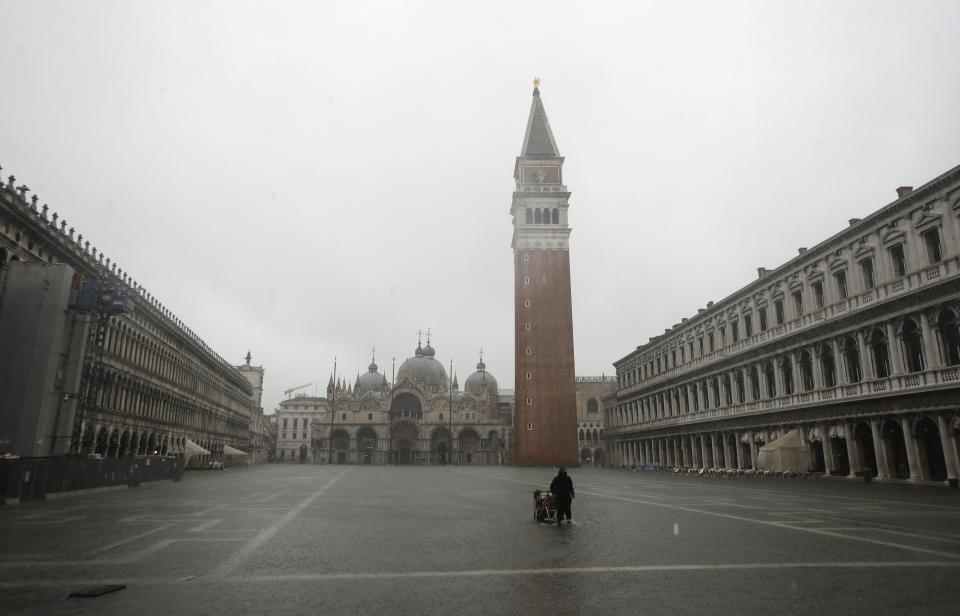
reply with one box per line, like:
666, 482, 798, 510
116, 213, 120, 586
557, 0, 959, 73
0, 165, 242, 376
618, 256, 960, 397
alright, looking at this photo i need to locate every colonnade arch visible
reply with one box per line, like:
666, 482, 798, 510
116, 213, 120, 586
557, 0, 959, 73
608, 410, 960, 485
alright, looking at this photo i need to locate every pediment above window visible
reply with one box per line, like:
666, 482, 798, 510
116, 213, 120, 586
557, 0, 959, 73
828, 257, 847, 272
853, 242, 875, 260
913, 211, 942, 232
880, 228, 907, 246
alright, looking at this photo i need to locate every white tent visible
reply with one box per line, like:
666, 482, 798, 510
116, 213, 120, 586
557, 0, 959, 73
184, 438, 210, 467
756, 429, 810, 473
223, 445, 248, 456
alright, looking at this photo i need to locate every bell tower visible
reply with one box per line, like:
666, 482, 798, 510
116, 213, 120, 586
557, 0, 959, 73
511, 80, 579, 467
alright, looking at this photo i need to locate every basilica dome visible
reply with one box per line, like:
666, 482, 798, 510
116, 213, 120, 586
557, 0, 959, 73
464, 360, 498, 396
355, 359, 387, 395
397, 342, 448, 391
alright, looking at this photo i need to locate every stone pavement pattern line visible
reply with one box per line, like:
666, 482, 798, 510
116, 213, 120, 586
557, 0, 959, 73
1, 466, 959, 615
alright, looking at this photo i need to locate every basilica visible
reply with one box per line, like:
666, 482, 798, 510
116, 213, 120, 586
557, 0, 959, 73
303, 338, 512, 465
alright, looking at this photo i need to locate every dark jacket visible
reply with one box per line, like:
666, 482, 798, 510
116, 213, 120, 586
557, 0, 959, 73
550, 470, 574, 501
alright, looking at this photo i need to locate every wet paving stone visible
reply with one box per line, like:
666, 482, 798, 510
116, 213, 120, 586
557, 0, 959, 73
1, 465, 959, 615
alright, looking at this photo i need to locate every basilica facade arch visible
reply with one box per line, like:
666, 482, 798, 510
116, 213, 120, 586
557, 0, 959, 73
308, 343, 510, 466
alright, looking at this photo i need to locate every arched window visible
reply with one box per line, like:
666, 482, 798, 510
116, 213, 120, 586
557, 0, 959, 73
552, 208, 559, 224
799, 351, 814, 391
579, 429, 585, 441
534, 209, 542, 224
842, 337, 861, 382
525, 209, 532, 224
749, 367, 760, 400
781, 356, 794, 395
587, 398, 599, 414
901, 319, 924, 373
764, 362, 777, 398
723, 374, 733, 406
734, 371, 745, 403
711, 378, 720, 407
870, 329, 890, 378
820, 343, 837, 387
937, 309, 960, 366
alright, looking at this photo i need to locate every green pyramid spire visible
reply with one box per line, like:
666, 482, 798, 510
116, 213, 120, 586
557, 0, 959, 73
520, 84, 560, 157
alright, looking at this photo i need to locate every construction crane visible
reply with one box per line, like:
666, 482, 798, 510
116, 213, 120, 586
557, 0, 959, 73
284, 382, 314, 398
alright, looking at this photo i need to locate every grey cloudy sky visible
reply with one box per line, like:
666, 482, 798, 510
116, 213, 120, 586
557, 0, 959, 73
2, 0, 959, 412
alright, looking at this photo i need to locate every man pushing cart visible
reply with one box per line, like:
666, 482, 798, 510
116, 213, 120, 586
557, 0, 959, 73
533, 467, 575, 525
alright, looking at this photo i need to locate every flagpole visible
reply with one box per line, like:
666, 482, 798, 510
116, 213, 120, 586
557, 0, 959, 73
449, 358, 454, 466
389, 356, 395, 465
328, 356, 336, 464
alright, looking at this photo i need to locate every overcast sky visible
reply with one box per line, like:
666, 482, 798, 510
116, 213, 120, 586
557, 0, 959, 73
2, 1, 958, 412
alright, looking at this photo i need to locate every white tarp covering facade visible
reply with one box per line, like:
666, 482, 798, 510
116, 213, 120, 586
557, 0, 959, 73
756, 429, 810, 473
223, 444, 248, 456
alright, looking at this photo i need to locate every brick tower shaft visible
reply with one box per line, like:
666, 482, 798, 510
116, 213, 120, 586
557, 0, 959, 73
511, 83, 579, 467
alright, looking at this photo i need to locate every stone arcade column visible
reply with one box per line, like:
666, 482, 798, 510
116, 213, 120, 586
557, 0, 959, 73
741, 368, 751, 402
791, 354, 803, 394
869, 418, 890, 480
844, 420, 862, 477
775, 360, 785, 398
812, 348, 824, 390
756, 363, 767, 400
919, 312, 941, 370
886, 322, 904, 376
700, 435, 710, 468
936, 414, 960, 483
711, 433, 720, 468
722, 433, 733, 470
748, 433, 759, 470
901, 417, 924, 481
832, 339, 847, 386
818, 422, 836, 475
857, 330, 874, 380
734, 431, 744, 468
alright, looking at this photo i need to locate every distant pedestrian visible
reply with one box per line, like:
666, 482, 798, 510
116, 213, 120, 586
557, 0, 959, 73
549, 466, 575, 526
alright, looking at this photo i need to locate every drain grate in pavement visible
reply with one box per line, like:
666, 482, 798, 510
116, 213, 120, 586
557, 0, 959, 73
68, 584, 127, 598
